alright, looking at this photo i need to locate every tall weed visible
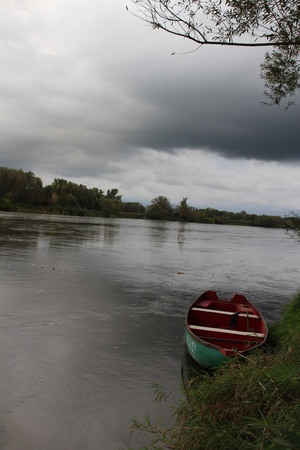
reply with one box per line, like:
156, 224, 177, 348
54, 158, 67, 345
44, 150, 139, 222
129, 293, 300, 449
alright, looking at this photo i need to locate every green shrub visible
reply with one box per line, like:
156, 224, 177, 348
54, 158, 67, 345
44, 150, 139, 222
129, 293, 300, 449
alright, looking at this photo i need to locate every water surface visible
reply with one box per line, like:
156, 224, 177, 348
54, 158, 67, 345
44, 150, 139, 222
0, 213, 299, 449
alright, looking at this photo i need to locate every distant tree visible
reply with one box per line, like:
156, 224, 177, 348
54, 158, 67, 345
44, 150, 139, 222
122, 201, 145, 212
51, 178, 68, 195
145, 195, 174, 220
22, 171, 45, 205
101, 189, 123, 217
122, 201, 146, 216
0, 167, 45, 206
106, 188, 122, 200
88, 187, 104, 210
130, 0, 300, 106
48, 179, 104, 211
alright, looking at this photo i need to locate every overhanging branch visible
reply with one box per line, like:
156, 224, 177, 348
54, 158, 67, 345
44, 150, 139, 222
129, 0, 300, 106
153, 21, 299, 47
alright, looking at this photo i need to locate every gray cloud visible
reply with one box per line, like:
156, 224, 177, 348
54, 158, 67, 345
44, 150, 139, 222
115, 55, 300, 161
0, 0, 299, 214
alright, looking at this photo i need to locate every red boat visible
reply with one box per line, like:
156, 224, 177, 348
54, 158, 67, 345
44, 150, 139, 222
185, 290, 268, 369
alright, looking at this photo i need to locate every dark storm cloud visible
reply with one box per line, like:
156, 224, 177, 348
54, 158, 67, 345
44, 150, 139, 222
0, 0, 298, 172
126, 108, 300, 161
0, 0, 299, 215
118, 65, 300, 161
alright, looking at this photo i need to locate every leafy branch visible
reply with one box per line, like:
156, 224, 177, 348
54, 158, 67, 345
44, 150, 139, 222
129, 1, 300, 106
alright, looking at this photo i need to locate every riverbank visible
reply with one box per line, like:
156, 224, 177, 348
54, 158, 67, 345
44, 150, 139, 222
0, 167, 288, 228
130, 293, 300, 449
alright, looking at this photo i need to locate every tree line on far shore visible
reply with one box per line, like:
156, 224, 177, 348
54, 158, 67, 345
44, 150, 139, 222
0, 166, 291, 229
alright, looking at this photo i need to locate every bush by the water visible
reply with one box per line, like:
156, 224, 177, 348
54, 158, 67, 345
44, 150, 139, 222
130, 293, 300, 449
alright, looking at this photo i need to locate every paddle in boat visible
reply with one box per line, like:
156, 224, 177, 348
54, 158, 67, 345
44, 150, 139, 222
185, 290, 268, 370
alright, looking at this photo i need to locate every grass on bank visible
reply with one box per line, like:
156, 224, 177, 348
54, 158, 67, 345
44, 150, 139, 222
129, 293, 300, 449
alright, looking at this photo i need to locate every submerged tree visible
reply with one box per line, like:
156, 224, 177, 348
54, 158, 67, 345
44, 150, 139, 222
178, 197, 195, 222
129, 0, 300, 107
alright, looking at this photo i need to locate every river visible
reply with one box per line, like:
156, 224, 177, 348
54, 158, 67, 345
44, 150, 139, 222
0, 212, 299, 449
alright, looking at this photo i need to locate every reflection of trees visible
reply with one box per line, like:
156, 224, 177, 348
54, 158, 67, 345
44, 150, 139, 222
0, 215, 40, 249
102, 223, 119, 246
0, 214, 121, 251
44, 219, 120, 249
177, 222, 186, 244
148, 223, 168, 246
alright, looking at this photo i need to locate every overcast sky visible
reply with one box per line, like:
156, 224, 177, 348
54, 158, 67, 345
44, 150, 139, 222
0, 0, 299, 215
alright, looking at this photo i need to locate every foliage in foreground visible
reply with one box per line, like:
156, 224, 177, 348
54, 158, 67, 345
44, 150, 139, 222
129, 294, 300, 449
285, 212, 300, 242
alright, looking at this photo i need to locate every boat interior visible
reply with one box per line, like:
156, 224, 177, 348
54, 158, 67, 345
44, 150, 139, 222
187, 291, 266, 352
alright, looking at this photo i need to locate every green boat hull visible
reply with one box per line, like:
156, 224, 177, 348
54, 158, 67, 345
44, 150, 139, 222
185, 327, 230, 370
